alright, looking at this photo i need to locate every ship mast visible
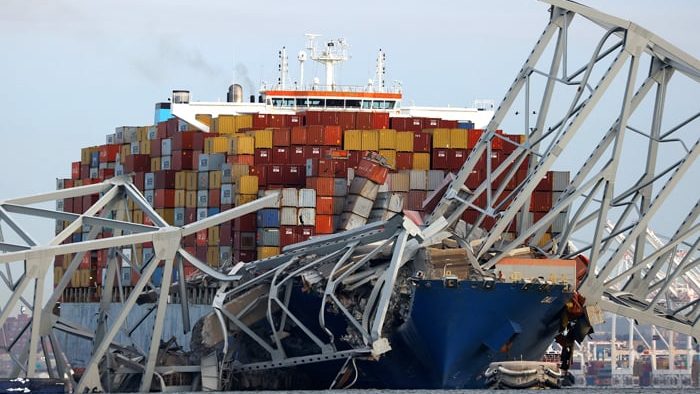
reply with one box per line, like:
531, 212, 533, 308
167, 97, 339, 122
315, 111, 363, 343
375, 49, 386, 92
305, 33, 349, 91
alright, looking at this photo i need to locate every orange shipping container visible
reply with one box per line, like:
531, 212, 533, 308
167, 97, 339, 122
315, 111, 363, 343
315, 214, 334, 234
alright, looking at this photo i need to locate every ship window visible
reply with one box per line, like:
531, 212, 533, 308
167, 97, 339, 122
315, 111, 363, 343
326, 99, 344, 108
307, 98, 324, 107
371, 101, 381, 109
346, 99, 361, 108
296, 98, 308, 107
385, 101, 395, 109
361, 100, 371, 109
283, 98, 295, 107
272, 98, 284, 107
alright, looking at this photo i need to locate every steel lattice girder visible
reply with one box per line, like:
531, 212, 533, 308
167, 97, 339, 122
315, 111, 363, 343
424, 0, 699, 338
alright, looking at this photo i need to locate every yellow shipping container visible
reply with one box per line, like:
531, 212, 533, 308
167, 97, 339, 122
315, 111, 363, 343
208, 227, 220, 246
80, 269, 91, 287
235, 114, 252, 131
216, 115, 237, 133
236, 193, 257, 205
151, 157, 161, 172
413, 153, 431, 170
128, 199, 135, 211
343, 130, 363, 150
379, 149, 397, 169
174, 190, 186, 207
71, 270, 81, 287
257, 246, 280, 259
361, 130, 379, 151
206, 136, 229, 154
196, 113, 212, 127
396, 131, 414, 152
254, 129, 273, 148
157, 208, 175, 225
231, 164, 250, 182
432, 128, 451, 148
230, 135, 255, 155
137, 126, 149, 141
140, 140, 151, 155
207, 247, 220, 267
185, 191, 197, 208
450, 128, 468, 149
120, 144, 130, 162
185, 171, 197, 191
209, 170, 222, 189
537, 233, 553, 248
239, 175, 259, 195
54, 267, 64, 286
81, 147, 91, 164
175, 171, 187, 189
132, 210, 143, 224
378, 129, 397, 150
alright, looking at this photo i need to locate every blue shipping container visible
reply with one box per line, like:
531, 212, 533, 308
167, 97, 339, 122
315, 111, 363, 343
257, 208, 280, 228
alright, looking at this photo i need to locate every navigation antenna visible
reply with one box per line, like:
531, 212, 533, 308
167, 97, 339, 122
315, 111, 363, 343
375, 49, 386, 92
277, 46, 289, 90
305, 33, 349, 90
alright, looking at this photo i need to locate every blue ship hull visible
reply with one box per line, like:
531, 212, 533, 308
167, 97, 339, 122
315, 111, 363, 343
232, 279, 572, 389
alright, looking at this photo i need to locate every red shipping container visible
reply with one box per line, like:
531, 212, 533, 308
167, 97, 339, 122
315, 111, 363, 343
423, 118, 440, 129
234, 250, 257, 263
280, 225, 297, 247
297, 226, 315, 242
432, 149, 449, 170
71, 162, 81, 180
307, 125, 324, 145
124, 154, 151, 173
406, 118, 423, 132
307, 177, 335, 196
371, 112, 390, 129
321, 111, 339, 125
307, 146, 323, 160
290, 146, 306, 165
315, 214, 334, 234
268, 114, 286, 128
530, 191, 553, 212
304, 111, 323, 126
332, 159, 348, 178
195, 245, 207, 261
172, 150, 198, 170
154, 189, 175, 208
407, 190, 427, 211
133, 172, 145, 190
183, 234, 195, 247
80, 164, 89, 179
99, 168, 114, 179
337, 112, 356, 130
220, 223, 233, 244
254, 148, 272, 165
172, 131, 204, 151
291, 127, 307, 145
323, 125, 343, 146
285, 165, 305, 186
209, 189, 221, 207
228, 154, 255, 166
347, 151, 362, 169
439, 119, 458, 128
73, 196, 83, 213
150, 139, 162, 156
196, 229, 208, 246
356, 158, 389, 184
166, 118, 179, 136
356, 112, 373, 130
286, 115, 303, 127
63, 179, 74, 188
396, 152, 413, 170
536, 171, 554, 191
448, 149, 468, 170
252, 113, 269, 129
250, 165, 267, 186
413, 132, 431, 152
272, 128, 291, 147
234, 213, 257, 231
99, 144, 121, 162
272, 147, 290, 164
316, 196, 335, 214
154, 170, 177, 189
465, 169, 484, 190
501, 134, 522, 154
63, 198, 74, 213
267, 165, 284, 185
184, 208, 197, 224
157, 121, 168, 139
82, 194, 98, 210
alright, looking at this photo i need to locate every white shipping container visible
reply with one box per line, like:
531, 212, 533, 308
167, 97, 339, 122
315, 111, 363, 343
144, 190, 154, 207
552, 212, 568, 234
428, 170, 445, 191
89, 168, 98, 179
378, 180, 389, 193
161, 138, 172, 156
409, 170, 429, 190
115, 164, 124, 176
220, 246, 232, 264
373, 193, 391, 210
161, 156, 171, 170
282, 188, 299, 207
368, 209, 397, 223
340, 212, 367, 231
144, 172, 155, 190
56, 178, 64, 189
388, 172, 410, 192
552, 171, 570, 192
221, 184, 234, 205
280, 207, 298, 225
349, 177, 379, 199
299, 189, 316, 207
221, 164, 232, 183
197, 190, 209, 207
196, 208, 208, 221
333, 178, 348, 197
147, 126, 158, 140
130, 142, 140, 155
197, 172, 209, 190
344, 195, 374, 218
298, 208, 316, 226
174, 208, 185, 226
106, 133, 116, 144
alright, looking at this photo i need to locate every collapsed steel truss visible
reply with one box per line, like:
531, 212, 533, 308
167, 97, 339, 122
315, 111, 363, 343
0, 0, 698, 391
428, 0, 699, 338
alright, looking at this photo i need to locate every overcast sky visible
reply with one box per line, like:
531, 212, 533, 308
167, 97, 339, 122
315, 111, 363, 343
0, 1, 698, 304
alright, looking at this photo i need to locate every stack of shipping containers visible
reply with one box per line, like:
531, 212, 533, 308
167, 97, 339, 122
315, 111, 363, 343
55, 110, 567, 301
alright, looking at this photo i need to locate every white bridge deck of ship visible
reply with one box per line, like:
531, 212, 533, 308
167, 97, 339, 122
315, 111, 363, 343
0, 0, 698, 391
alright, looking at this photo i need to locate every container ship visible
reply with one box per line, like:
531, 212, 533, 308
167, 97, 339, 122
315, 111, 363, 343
52, 36, 591, 390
